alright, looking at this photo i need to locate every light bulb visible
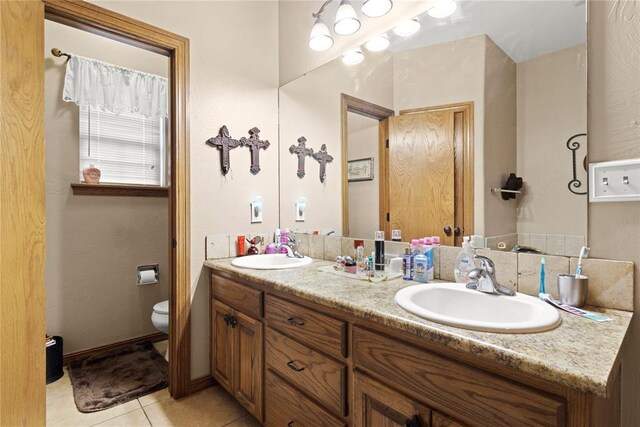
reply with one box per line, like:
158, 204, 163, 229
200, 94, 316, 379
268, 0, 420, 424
362, 0, 393, 18
365, 33, 390, 52
334, 0, 361, 36
428, 0, 457, 18
342, 48, 364, 65
309, 16, 334, 51
392, 17, 420, 37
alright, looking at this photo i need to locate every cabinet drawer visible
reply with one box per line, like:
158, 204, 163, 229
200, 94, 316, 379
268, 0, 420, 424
211, 273, 262, 319
353, 327, 565, 427
265, 295, 346, 358
266, 327, 347, 416
265, 370, 346, 427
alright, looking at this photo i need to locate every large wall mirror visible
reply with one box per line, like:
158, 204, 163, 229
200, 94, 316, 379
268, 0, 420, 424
279, 0, 587, 257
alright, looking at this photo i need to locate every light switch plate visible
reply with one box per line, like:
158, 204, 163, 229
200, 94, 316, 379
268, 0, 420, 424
251, 202, 263, 223
295, 202, 305, 222
589, 158, 640, 203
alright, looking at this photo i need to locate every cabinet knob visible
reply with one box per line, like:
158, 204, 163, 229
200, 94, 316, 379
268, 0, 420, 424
405, 415, 423, 427
454, 226, 461, 236
229, 316, 238, 328
443, 226, 452, 236
286, 360, 305, 372
286, 316, 305, 327
287, 422, 295, 427
223, 314, 231, 326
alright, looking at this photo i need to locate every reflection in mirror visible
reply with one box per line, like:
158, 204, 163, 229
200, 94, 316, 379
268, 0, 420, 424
279, 0, 587, 257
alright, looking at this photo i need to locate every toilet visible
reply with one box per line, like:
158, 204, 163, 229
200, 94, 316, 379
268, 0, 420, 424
151, 300, 169, 360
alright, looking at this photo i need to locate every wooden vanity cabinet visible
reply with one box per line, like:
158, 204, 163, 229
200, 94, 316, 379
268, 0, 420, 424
211, 277, 264, 422
209, 271, 620, 427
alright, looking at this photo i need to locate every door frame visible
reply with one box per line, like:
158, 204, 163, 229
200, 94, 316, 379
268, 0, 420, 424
1, 3, 191, 421
400, 102, 474, 244
340, 94, 394, 237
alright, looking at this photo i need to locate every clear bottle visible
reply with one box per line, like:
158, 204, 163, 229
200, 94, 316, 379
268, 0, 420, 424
454, 236, 476, 283
423, 237, 434, 281
402, 248, 413, 280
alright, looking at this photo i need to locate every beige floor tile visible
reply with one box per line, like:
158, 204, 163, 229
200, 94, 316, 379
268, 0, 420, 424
143, 386, 249, 427
138, 387, 171, 407
47, 392, 142, 427
224, 415, 261, 427
153, 340, 168, 355
92, 408, 151, 427
46, 369, 74, 403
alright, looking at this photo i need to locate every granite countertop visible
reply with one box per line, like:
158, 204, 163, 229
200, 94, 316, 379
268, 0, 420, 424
204, 257, 633, 397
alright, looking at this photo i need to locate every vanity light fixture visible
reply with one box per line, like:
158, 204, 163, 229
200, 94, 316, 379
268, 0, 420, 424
392, 17, 421, 37
365, 33, 390, 52
309, 16, 334, 51
427, 0, 457, 18
362, 0, 393, 18
334, 0, 361, 36
342, 47, 365, 65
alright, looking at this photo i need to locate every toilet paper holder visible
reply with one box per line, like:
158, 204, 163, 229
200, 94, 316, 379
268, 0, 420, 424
137, 264, 159, 285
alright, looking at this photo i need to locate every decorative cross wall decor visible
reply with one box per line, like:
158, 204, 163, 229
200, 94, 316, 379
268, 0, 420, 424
312, 143, 334, 183
240, 127, 270, 174
206, 125, 241, 175
289, 136, 314, 178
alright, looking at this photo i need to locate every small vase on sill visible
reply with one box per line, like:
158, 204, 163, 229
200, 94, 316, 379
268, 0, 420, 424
82, 164, 101, 184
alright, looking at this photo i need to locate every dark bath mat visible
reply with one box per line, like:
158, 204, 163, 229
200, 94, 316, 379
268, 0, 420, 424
68, 340, 168, 413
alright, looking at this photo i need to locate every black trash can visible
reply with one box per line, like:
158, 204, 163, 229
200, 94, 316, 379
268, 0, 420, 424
46, 336, 64, 384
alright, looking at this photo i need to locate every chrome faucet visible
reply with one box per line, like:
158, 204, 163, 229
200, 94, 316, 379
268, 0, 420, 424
466, 255, 516, 296
276, 235, 304, 258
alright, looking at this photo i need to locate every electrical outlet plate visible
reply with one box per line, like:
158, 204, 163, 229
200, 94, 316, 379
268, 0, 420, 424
251, 202, 263, 223
589, 158, 640, 203
295, 202, 305, 222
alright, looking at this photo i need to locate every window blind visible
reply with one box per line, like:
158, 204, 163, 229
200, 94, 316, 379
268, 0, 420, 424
79, 106, 166, 186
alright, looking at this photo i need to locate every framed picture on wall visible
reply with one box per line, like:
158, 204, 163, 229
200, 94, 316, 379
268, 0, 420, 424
348, 157, 374, 182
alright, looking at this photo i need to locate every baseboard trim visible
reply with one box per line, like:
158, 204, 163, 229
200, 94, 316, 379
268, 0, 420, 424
63, 332, 168, 365
189, 375, 216, 394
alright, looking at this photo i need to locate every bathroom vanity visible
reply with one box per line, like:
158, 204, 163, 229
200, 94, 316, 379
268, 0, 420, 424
206, 258, 632, 426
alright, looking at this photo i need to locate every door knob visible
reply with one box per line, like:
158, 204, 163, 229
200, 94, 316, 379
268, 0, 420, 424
443, 226, 452, 236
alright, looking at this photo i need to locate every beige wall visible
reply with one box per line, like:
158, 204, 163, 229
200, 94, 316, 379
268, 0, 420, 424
44, 21, 170, 354
588, 1, 640, 424
483, 37, 517, 237
517, 44, 587, 237
393, 35, 488, 236
93, 0, 280, 378
347, 113, 379, 238
278, 0, 434, 85
279, 52, 394, 233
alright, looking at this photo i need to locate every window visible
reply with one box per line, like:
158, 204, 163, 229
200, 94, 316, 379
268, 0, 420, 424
79, 106, 166, 186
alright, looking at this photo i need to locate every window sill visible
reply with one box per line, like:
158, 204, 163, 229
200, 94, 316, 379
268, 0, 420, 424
71, 183, 169, 198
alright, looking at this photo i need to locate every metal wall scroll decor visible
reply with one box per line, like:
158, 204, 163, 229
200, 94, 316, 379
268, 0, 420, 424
289, 136, 314, 178
566, 133, 587, 195
240, 127, 270, 174
313, 143, 334, 183
206, 125, 270, 175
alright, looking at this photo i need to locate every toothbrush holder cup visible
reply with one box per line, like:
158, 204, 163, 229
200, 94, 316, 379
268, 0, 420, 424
557, 274, 588, 308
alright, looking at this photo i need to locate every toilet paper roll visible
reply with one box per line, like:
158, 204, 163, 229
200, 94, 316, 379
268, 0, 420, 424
138, 269, 158, 285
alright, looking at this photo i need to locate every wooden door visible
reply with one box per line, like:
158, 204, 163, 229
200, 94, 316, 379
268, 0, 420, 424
388, 111, 455, 245
211, 299, 234, 394
234, 310, 264, 422
353, 372, 431, 427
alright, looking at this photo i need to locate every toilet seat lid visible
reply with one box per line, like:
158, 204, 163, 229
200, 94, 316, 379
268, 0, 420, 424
153, 300, 169, 315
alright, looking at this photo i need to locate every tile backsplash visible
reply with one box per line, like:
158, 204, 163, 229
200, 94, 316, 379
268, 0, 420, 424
206, 232, 634, 312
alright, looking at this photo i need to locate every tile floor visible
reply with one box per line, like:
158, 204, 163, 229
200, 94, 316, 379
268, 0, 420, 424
46, 342, 260, 427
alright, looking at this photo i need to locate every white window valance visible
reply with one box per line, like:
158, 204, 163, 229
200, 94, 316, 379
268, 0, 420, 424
62, 55, 169, 119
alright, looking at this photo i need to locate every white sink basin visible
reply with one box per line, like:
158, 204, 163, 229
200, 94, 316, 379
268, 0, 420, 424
231, 254, 313, 270
395, 283, 561, 333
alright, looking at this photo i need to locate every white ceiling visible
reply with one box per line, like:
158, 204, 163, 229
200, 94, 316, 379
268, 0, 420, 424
390, 0, 586, 63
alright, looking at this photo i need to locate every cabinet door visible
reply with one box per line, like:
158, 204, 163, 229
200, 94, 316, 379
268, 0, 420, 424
211, 299, 234, 394
432, 412, 465, 427
234, 309, 264, 422
353, 372, 431, 427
